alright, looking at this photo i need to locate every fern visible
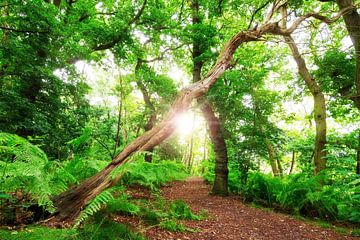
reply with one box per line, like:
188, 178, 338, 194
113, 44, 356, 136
0, 133, 75, 212
0, 133, 54, 210
119, 160, 188, 190
74, 189, 114, 227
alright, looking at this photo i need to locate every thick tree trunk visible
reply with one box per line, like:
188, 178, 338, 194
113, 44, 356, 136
201, 103, 229, 195
335, 0, 360, 175
336, 0, 360, 109
191, 0, 229, 195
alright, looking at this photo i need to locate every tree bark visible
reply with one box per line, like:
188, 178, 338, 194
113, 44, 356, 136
266, 140, 280, 177
284, 35, 326, 174
113, 75, 124, 157
289, 150, 296, 174
335, 0, 360, 109
284, 35, 327, 174
191, 0, 229, 195
280, 6, 327, 174
201, 103, 229, 195
357, 131, 360, 175
276, 157, 283, 177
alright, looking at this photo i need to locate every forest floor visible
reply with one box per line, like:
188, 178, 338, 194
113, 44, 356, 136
119, 177, 359, 240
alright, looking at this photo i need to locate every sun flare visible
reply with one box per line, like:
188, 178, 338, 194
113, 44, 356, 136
174, 112, 195, 137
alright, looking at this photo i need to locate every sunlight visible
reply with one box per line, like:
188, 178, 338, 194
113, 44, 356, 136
174, 112, 196, 138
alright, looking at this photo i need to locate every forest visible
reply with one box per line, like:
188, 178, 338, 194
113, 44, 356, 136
1, 0, 360, 239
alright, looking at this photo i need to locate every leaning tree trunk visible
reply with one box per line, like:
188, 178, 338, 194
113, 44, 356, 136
50, 11, 342, 224
191, 0, 229, 195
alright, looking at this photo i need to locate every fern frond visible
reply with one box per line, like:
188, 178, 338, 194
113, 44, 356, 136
74, 189, 114, 227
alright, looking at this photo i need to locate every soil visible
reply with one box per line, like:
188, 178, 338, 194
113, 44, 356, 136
142, 177, 359, 240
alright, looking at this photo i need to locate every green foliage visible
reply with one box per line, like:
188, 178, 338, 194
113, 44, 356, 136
80, 219, 145, 240
107, 193, 141, 216
0, 226, 78, 240
159, 220, 186, 232
120, 160, 188, 190
75, 189, 114, 227
0, 221, 145, 240
0, 133, 74, 213
241, 172, 360, 223
74, 160, 189, 227
170, 200, 202, 220
352, 228, 360, 237
242, 172, 283, 206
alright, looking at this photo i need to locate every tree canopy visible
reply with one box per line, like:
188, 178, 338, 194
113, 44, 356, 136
1, 0, 360, 236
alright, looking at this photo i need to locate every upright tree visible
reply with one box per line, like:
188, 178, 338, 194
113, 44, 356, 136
190, 0, 228, 195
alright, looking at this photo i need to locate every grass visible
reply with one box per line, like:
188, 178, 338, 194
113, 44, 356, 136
0, 227, 78, 240
0, 221, 145, 240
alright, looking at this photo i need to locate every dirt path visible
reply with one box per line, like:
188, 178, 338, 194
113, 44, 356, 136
145, 177, 358, 240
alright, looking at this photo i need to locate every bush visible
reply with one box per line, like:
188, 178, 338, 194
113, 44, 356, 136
240, 171, 360, 223
242, 172, 283, 206
0, 133, 76, 224
120, 160, 188, 190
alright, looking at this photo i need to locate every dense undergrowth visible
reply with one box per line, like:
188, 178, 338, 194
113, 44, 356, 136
0, 133, 199, 239
204, 161, 360, 225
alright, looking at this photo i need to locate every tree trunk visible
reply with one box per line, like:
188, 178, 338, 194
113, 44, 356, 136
191, 0, 229, 195
201, 103, 229, 195
286, 36, 327, 174
266, 141, 280, 177
334, 0, 360, 175
280, 6, 327, 174
113, 75, 124, 157
50, 14, 322, 224
276, 157, 283, 177
289, 151, 296, 174
335, 0, 360, 109
135, 59, 157, 162
144, 112, 156, 162
357, 131, 360, 175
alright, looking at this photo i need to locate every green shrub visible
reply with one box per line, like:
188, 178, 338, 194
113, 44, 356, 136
277, 174, 322, 214
170, 200, 202, 220
240, 171, 360, 223
159, 220, 186, 232
242, 172, 283, 206
0, 133, 76, 224
107, 193, 141, 216
0, 227, 78, 240
120, 160, 188, 190
80, 220, 145, 240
